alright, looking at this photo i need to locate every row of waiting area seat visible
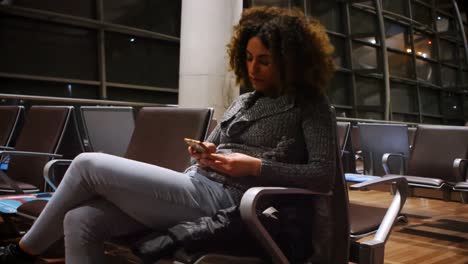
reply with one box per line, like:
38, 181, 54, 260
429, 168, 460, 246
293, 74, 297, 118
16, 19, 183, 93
0, 104, 453, 263
336, 122, 468, 204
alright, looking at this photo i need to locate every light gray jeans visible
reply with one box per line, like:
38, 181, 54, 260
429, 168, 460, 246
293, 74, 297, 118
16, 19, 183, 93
20, 153, 236, 263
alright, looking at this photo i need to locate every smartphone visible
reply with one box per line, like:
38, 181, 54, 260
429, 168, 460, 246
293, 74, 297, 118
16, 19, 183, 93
184, 138, 208, 153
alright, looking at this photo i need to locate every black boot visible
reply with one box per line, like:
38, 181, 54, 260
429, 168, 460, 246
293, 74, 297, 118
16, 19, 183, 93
0, 243, 36, 263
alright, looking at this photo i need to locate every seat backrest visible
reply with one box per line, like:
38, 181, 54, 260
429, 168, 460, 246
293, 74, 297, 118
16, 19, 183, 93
407, 125, 468, 182
7, 106, 73, 190
0, 105, 23, 147
358, 123, 409, 176
329, 138, 350, 264
336, 122, 350, 153
125, 107, 213, 172
80, 106, 135, 157
351, 125, 361, 153
336, 121, 356, 173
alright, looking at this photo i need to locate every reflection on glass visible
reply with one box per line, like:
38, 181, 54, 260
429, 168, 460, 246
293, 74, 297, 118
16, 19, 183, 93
106, 32, 179, 88
436, 14, 456, 36
327, 72, 350, 106
412, 3, 432, 29
355, 76, 383, 106
388, 52, 413, 79
416, 59, 437, 84
382, 0, 407, 16
439, 40, 457, 65
306, 1, 343, 33
329, 35, 346, 68
413, 31, 435, 59
0, 16, 97, 80
440, 66, 457, 88
103, 0, 181, 36
441, 92, 462, 116
420, 88, 440, 115
384, 20, 410, 51
350, 7, 378, 43
391, 82, 417, 113
352, 43, 378, 70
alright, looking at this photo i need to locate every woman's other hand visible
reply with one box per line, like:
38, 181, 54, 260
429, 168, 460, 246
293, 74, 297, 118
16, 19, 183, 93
199, 153, 261, 177
188, 142, 217, 168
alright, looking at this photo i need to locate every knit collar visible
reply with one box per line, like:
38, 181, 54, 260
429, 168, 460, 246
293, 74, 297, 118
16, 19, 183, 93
221, 91, 296, 125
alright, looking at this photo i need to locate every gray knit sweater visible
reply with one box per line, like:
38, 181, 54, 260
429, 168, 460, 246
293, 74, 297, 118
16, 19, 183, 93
187, 91, 337, 203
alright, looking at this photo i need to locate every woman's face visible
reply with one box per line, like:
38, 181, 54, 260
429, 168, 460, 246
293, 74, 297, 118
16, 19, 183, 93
246, 37, 280, 94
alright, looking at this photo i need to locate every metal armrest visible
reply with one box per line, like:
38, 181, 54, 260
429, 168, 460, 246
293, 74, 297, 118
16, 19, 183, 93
43, 159, 73, 190
382, 153, 407, 175
453, 158, 468, 182
240, 187, 330, 264
351, 176, 408, 263
0, 150, 62, 159
0, 151, 62, 194
0, 146, 14, 150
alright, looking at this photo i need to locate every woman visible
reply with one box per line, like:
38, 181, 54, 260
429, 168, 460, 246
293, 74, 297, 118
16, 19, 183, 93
0, 6, 336, 263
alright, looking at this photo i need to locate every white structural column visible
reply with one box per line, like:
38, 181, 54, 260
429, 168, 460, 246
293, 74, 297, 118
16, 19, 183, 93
178, 0, 243, 120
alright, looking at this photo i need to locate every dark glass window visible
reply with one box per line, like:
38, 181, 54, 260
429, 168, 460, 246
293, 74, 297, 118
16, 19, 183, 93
459, 46, 467, 69
350, 7, 379, 44
103, 0, 182, 36
306, 1, 343, 33
327, 72, 351, 106
108, 87, 177, 104
329, 34, 346, 68
384, 20, 411, 51
388, 52, 413, 79
352, 43, 378, 70
416, 59, 437, 84
413, 31, 435, 60
461, 71, 468, 87
441, 92, 462, 117
391, 82, 417, 113
392, 113, 418, 123
355, 76, 383, 106
420, 88, 440, 115
422, 116, 442, 124
382, 0, 408, 17
8, 0, 95, 18
0, 78, 98, 99
439, 40, 457, 65
412, 3, 433, 30
0, 16, 98, 80
251, 0, 289, 7
106, 32, 179, 88
357, 111, 383, 120
440, 66, 457, 88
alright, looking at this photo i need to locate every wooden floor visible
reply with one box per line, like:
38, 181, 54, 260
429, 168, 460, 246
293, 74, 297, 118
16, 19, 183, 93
1, 188, 467, 264
349, 188, 468, 264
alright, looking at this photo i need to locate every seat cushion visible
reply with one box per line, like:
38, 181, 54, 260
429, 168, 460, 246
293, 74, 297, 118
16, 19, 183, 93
454, 181, 468, 190
17, 199, 48, 218
0, 181, 39, 193
386, 174, 444, 187
349, 203, 387, 236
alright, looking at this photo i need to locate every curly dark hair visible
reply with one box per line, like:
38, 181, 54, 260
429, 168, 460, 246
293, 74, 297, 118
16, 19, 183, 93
228, 6, 335, 96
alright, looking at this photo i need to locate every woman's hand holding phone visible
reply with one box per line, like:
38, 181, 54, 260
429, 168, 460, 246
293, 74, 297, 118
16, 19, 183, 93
185, 139, 216, 168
